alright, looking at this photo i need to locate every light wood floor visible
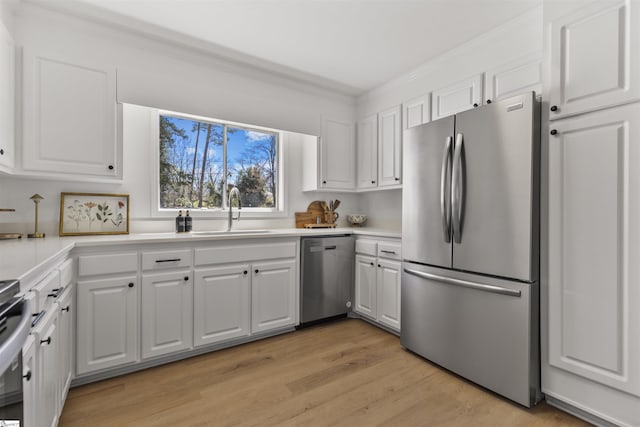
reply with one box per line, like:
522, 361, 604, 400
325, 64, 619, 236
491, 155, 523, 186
59, 319, 589, 427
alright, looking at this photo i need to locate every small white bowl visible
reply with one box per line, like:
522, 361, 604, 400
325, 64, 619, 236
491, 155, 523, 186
347, 214, 368, 227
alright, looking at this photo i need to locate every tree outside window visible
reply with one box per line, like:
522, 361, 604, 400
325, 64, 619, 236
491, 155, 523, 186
159, 114, 278, 210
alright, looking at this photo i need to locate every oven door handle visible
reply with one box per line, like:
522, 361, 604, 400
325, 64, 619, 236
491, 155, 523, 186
0, 298, 32, 375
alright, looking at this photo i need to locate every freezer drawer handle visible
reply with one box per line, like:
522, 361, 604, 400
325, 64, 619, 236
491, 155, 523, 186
403, 268, 521, 297
440, 136, 453, 243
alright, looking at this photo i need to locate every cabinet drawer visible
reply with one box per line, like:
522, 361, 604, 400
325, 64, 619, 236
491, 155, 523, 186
195, 242, 297, 266
378, 242, 402, 260
59, 258, 74, 288
31, 270, 60, 313
78, 252, 138, 277
141, 249, 192, 271
355, 239, 377, 256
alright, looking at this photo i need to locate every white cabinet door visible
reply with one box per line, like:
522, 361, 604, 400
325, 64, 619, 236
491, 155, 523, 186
547, 103, 640, 397
22, 48, 119, 178
403, 93, 430, 130
34, 309, 59, 427
22, 335, 36, 427
57, 286, 73, 406
547, 0, 640, 119
357, 114, 378, 189
431, 74, 483, 120
193, 265, 250, 347
0, 24, 14, 170
141, 270, 193, 359
251, 259, 296, 333
485, 53, 542, 103
354, 254, 377, 320
378, 105, 402, 187
76, 276, 138, 375
320, 117, 355, 189
377, 259, 401, 331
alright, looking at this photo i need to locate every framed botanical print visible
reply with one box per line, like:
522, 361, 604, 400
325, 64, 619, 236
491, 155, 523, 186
59, 192, 130, 236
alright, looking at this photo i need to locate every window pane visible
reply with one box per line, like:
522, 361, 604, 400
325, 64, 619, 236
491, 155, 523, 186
227, 127, 277, 208
159, 115, 224, 209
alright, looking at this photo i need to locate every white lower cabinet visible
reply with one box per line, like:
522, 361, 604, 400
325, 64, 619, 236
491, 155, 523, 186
56, 286, 74, 406
22, 335, 37, 427
544, 102, 640, 425
354, 239, 402, 332
33, 309, 59, 427
251, 259, 297, 333
76, 276, 138, 375
193, 264, 250, 347
141, 270, 193, 359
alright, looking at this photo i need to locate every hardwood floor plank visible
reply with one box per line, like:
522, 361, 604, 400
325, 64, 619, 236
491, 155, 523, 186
59, 319, 588, 427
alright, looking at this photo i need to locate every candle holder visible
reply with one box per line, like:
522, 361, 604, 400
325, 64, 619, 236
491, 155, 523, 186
28, 194, 45, 238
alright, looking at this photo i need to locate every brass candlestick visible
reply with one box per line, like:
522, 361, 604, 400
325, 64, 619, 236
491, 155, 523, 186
28, 194, 45, 238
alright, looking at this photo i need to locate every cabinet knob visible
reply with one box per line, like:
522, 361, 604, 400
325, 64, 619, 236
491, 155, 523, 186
254, 269, 259, 274
61, 306, 70, 312
394, 177, 400, 181
378, 264, 381, 268
108, 165, 114, 170
243, 270, 248, 275
486, 99, 492, 104
0, 149, 4, 155
40, 337, 51, 345
550, 129, 558, 136
550, 105, 558, 112
128, 282, 134, 288
184, 276, 189, 281
473, 103, 478, 107
370, 262, 374, 266
23, 371, 32, 381
322, 180, 327, 184
371, 180, 375, 184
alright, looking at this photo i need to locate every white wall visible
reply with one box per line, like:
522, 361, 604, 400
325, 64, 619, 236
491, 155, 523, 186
357, 6, 543, 230
0, 3, 360, 235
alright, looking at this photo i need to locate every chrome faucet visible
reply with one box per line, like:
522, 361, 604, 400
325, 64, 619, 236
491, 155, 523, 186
227, 187, 242, 231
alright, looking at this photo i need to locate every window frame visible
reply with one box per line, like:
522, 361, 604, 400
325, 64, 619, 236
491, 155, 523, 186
150, 109, 286, 219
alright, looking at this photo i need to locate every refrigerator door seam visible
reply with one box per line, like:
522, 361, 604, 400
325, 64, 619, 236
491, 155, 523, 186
403, 268, 522, 297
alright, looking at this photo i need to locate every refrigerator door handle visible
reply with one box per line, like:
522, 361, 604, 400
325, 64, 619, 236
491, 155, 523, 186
440, 136, 453, 243
403, 268, 522, 297
452, 133, 465, 243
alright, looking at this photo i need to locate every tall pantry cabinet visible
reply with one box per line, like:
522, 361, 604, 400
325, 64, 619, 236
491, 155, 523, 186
542, 1, 640, 426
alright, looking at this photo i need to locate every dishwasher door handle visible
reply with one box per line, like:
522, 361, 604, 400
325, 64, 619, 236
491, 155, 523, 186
309, 245, 337, 252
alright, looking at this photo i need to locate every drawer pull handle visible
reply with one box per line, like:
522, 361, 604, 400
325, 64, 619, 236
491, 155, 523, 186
156, 258, 181, 263
40, 337, 51, 345
31, 311, 45, 327
380, 250, 397, 255
23, 370, 32, 381
61, 306, 70, 312
47, 288, 62, 298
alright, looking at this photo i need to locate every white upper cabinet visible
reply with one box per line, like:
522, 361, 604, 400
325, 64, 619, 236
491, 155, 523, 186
547, 102, 640, 398
377, 105, 402, 187
431, 74, 483, 120
22, 49, 120, 178
356, 114, 378, 189
403, 93, 430, 130
547, 0, 640, 119
319, 117, 355, 190
0, 24, 14, 170
485, 53, 542, 103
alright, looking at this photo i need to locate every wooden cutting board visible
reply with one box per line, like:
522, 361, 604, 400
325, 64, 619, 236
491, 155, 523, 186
295, 201, 326, 228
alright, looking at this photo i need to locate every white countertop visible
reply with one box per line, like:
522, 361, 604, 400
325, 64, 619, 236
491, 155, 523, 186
0, 227, 401, 287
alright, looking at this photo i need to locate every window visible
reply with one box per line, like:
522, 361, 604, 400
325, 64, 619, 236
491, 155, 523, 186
158, 112, 281, 212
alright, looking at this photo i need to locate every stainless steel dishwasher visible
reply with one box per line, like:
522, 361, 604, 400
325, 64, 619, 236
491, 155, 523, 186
300, 235, 354, 325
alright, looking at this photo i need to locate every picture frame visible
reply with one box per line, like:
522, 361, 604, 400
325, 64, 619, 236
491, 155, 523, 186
59, 192, 130, 236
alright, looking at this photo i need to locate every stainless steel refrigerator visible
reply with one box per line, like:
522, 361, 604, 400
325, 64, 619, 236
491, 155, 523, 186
401, 92, 542, 407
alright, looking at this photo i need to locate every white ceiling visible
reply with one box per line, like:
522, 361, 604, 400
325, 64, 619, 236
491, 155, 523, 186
31, 0, 541, 95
